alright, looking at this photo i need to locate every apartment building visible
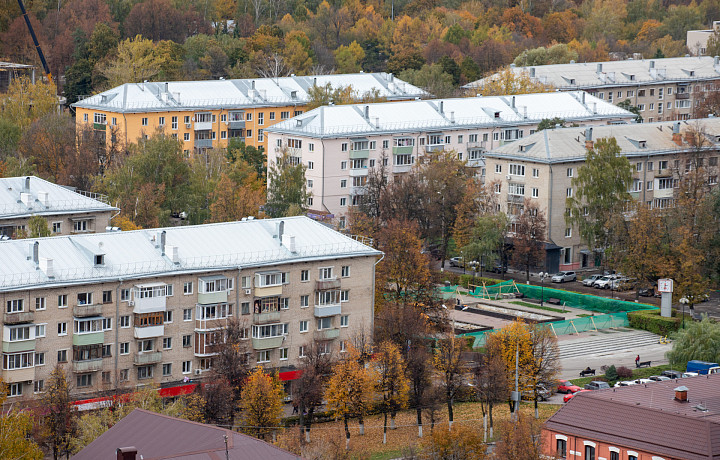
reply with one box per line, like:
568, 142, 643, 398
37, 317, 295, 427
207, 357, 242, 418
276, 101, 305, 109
0, 176, 118, 238
466, 56, 720, 121
484, 118, 720, 272
544, 375, 720, 460
265, 91, 634, 224
72, 73, 426, 154
0, 216, 380, 405
687, 21, 720, 56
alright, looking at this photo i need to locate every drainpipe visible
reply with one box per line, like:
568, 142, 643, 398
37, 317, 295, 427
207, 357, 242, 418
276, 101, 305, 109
114, 280, 123, 392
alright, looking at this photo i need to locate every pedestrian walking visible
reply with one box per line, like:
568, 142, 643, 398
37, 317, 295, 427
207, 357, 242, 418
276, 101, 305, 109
635, 355, 640, 367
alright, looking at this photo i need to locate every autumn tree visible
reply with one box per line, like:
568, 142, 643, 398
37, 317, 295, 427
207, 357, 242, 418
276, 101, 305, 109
469, 68, 553, 96
513, 43, 578, 66
566, 137, 633, 269
487, 320, 534, 415
211, 318, 252, 406
239, 366, 285, 440
325, 345, 376, 449
209, 168, 265, 222
461, 213, 509, 278
617, 205, 667, 293
527, 325, 560, 418
41, 366, 76, 460
374, 341, 410, 443
472, 348, 508, 441
0, 379, 43, 459
493, 413, 545, 460
202, 378, 236, 425
421, 424, 487, 459
511, 199, 547, 281
0, 77, 58, 131
266, 149, 310, 218
334, 40, 365, 73
295, 340, 335, 443
97, 36, 184, 88
433, 337, 467, 429
28, 215, 51, 237
667, 316, 720, 367
452, 178, 498, 250
398, 64, 456, 98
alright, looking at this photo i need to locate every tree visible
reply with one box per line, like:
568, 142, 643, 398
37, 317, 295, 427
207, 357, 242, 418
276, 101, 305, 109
527, 325, 559, 418
461, 213, 509, 278
211, 318, 252, 406
334, 40, 365, 73
617, 205, 667, 293
511, 199, 547, 281
209, 169, 265, 222
493, 413, 545, 460
433, 337, 467, 429
452, 178, 498, 250
513, 43, 578, 66
472, 348, 508, 441
421, 424, 487, 459
487, 320, 534, 415
28, 215, 51, 237
97, 36, 177, 88
667, 316, 720, 367
0, 77, 58, 131
266, 149, 310, 218
325, 345, 376, 449
41, 366, 76, 460
374, 341, 410, 443
294, 340, 334, 443
565, 137, 633, 269
617, 99, 643, 123
536, 117, 566, 131
227, 138, 266, 178
201, 378, 235, 425
0, 379, 43, 460
469, 68, 553, 96
398, 64, 455, 98
239, 366, 285, 440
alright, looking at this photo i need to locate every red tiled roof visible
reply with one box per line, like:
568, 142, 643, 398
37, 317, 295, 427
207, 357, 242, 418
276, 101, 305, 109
545, 374, 720, 460
71, 409, 301, 460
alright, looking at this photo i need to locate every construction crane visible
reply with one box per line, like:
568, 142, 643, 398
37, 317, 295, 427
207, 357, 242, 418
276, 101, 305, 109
16, 0, 53, 85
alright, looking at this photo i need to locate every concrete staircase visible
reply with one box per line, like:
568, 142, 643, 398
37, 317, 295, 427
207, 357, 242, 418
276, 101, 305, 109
557, 330, 662, 360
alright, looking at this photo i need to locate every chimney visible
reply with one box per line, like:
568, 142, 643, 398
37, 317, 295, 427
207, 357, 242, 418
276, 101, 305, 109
164, 82, 169, 93
251, 80, 256, 89
674, 386, 688, 402
282, 234, 296, 252
672, 122, 682, 145
450, 111, 455, 123
439, 101, 444, 114
25, 176, 31, 191
160, 231, 166, 255
40, 257, 54, 278
32, 241, 39, 266
585, 127, 594, 150
530, 67, 535, 77
364, 105, 369, 119
38, 191, 49, 207
313, 77, 317, 86
581, 92, 586, 104
649, 60, 655, 69
388, 72, 394, 82
278, 221, 285, 243
165, 245, 179, 264
511, 96, 516, 109
597, 63, 602, 73
116, 447, 138, 460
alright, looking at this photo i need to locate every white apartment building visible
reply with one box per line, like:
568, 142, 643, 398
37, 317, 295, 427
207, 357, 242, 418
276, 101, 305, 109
466, 56, 720, 121
0, 176, 118, 238
0, 216, 380, 406
484, 118, 720, 272
265, 91, 633, 222
687, 22, 720, 56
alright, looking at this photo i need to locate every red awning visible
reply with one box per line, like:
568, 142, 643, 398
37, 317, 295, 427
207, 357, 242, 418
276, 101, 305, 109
279, 370, 302, 381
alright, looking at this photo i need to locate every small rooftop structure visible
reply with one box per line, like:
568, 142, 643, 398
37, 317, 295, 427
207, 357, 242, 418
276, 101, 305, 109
0, 61, 35, 92
71, 409, 301, 460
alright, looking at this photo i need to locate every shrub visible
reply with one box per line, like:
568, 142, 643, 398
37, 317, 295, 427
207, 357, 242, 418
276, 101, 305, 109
617, 366, 633, 379
628, 309, 681, 335
605, 365, 618, 381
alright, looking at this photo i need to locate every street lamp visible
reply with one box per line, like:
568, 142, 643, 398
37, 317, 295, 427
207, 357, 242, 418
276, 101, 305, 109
679, 297, 689, 329
538, 272, 548, 306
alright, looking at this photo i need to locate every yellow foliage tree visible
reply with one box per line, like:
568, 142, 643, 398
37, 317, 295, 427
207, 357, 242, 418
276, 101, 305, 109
0, 76, 58, 131
239, 366, 285, 440
470, 68, 553, 96
0, 379, 43, 460
374, 341, 410, 443
325, 345, 376, 449
421, 424, 487, 459
334, 40, 365, 73
433, 336, 468, 429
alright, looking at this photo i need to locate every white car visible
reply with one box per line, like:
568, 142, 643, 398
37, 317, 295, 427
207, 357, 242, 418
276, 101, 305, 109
582, 274, 603, 286
593, 275, 617, 289
613, 380, 638, 387
633, 378, 653, 384
551, 271, 577, 283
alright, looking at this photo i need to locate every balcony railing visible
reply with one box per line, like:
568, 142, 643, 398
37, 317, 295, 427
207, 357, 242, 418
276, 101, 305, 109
392, 146, 413, 155
349, 168, 368, 177
676, 92, 690, 100
392, 164, 412, 174
194, 139, 213, 148
252, 336, 284, 350
316, 279, 341, 290
349, 149, 370, 159
72, 358, 103, 373
314, 304, 341, 317
134, 352, 162, 365
3, 311, 34, 324
315, 328, 340, 340
73, 304, 103, 317
253, 311, 282, 324
228, 120, 245, 129
425, 144, 445, 153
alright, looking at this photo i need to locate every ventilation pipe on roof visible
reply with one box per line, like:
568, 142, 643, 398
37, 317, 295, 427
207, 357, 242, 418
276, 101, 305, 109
389, 73, 394, 82
165, 245, 179, 264
101, 95, 107, 103
715, 56, 720, 66
674, 386, 688, 402
313, 77, 317, 86
570, 59, 575, 64
38, 191, 49, 207
439, 101, 444, 114
375, 117, 380, 128
32, 241, 39, 266
592, 102, 597, 114
364, 105, 369, 119
116, 447, 138, 460
160, 231, 166, 256
20, 193, 32, 207
649, 60, 655, 69
672, 121, 682, 145
40, 257, 54, 278
585, 127, 594, 150
282, 234, 296, 252
450, 111, 455, 123
164, 82, 169, 93
597, 63, 603, 73
251, 80, 256, 89
25, 176, 30, 191
278, 221, 285, 244
511, 96, 516, 109
581, 92, 586, 104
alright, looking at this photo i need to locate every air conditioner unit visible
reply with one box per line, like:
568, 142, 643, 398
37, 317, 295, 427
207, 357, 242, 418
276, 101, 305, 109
245, 289, 252, 295
195, 369, 201, 375
506, 175, 511, 180
128, 301, 135, 307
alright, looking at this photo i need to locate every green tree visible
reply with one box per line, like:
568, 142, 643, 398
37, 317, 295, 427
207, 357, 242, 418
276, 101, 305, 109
513, 43, 578, 66
239, 367, 285, 440
511, 199, 547, 281
398, 64, 455, 98
0, 77, 58, 131
461, 213, 509, 277
334, 40, 365, 73
28, 215, 51, 237
227, 138, 266, 178
565, 137, 633, 268
266, 149, 310, 218
97, 35, 180, 88
0, 117, 21, 160
0, 379, 43, 460
617, 100, 643, 123
536, 117, 565, 131
667, 316, 720, 367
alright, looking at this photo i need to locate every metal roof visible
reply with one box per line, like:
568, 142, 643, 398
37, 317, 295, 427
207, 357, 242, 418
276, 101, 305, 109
485, 117, 720, 164
265, 91, 633, 138
0, 176, 118, 219
72, 409, 301, 460
466, 56, 720, 90
72, 73, 427, 113
0, 216, 381, 291
545, 374, 720, 459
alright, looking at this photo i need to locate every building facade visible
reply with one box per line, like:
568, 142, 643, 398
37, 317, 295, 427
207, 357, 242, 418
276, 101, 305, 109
265, 91, 634, 223
0, 217, 380, 405
0, 176, 118, 238
466, 56, 720, 122
484, 118, 720, 272
72, 73, 426, 154
687, 22, 720, 56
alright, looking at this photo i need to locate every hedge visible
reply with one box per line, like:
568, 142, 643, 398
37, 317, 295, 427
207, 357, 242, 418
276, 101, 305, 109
627, 309, 681, 335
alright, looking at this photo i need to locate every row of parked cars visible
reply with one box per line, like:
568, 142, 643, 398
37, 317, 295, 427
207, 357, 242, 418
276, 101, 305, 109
557, 370, 692, 403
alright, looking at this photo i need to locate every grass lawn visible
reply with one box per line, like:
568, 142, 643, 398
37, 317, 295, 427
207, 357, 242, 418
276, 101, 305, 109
510, 300, 566, 314
276, 401, 561, 459
570, 364, 675, 387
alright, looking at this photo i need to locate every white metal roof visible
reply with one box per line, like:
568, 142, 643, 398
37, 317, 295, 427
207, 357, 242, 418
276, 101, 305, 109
265, 91, 633, 138
0, 216, 381, 291
72, 73, 427, 113
485, 117, 720, 163
465, 56, 720, 90
0, 176, 117, 219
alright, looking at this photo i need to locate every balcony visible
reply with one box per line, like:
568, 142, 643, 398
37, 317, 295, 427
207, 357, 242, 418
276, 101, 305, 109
254, 285, 283, 297
654, 187, 674, 198
466, 141, 485, 149
630, 191, 641, 200
351, 186, 366, 196
392, 146, 413, 155
93, 123, 106, 131
2, 339, 35, 354
392, 164, 412, 174
676, 92, 690, 100
132, 294, 166, 313
73, 331, 104, 346
507, 194, 524, 203
466, 158, 483, 168
349, 168, 368, 177
228, 120, 245, 130
134, 325, 164, 339
194, 139, 213, 148
316, 278, 341, 290
3, 311, 34, 324
252, 336, 284, 350
253, 311, 281, 324
72, 359, 103, 373
315, 304, 341, 317
315, 328, 340, 340
655, 168, 672, 177
134, 351, 162, 365
194, 122, 212, 130
73, 304, 103, 318
349, 149, 370, 159
425, 144, 445, 153
0, 367, 35, 383
198, 291, 228, 305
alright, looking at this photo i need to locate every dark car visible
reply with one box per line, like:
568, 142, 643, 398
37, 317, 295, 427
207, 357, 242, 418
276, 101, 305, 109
638, 287, 655, 297
489, 263, 507, 274
661, 370, 684, 379
584, 381, 611, 390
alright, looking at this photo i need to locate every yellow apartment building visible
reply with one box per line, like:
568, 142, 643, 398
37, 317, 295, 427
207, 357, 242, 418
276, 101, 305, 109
72, 73, 426, 154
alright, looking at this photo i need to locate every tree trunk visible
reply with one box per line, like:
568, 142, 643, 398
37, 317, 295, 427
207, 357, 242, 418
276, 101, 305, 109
489, 402, 494, 439
383, 412, 388, 444
359, 415, 365, 435
390, 410, 397, 429
447, 398, 454, 430
298, 401, 306, 444
344, 415, 350, 450
535, 395, 539, 419
483, 414, 488, 442
304, 407, 315, 443
416, 407, 423, 437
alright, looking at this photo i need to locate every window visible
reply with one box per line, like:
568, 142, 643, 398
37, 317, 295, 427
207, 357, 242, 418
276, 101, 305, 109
182, 282, 193, 295
172, 116, 178, 129
102, 290, 112, 303
563, 247, 572, 265
77, 374, 93, 387
280, 348, 288, 360
83, 113, 88, 122
142, 117, 148, 126
300, 320, 308, 333
319, 267, 334, 280
57, 322, 67, 336
556, 439, 567, 458
297, 295, 308, 308
240, 301, 250, 315
495, 164, 502, 173
163, 363, 172, 376
102, 344, 112, 357
509, 164, 525, 176
269, 112, 275, 120
183, 335, 192, 347
120, 289, 130, 301
281, 111, 290, 119
251, 323, 288, 338
531, 187, 539, 198
35, 352, 45, 366
258, 112, 264, 125
565, 228, 572, 238
340, 341, 347, 352
77, 292, 93, 305
9, 326, 31, 342
57, 349, 67, 363
158, 116, 165, 126
183, 308, 192, 321
341, 290, 349, 302
137, 365, 154, 380
309, 143, 314, 152
52, 221, 62, 233
566, 168, 573, 177
341, 315, 349, 327
120, 342, 129, 355
280, 298, 289, 310
508, 183, 525, 196
119, 315, 130, 328
626, 455, 636, 460
647, 180, 653, 190
341, 161, 347, 170
308, 161, 314, 169
3, 352, 34, 370
163, 337, 172, 350
256, 272, 287, 287
532, 168, 539, 178
610, 452, 619, 460
299, 345, 306, 358
246, 130, 252, 138
566, 188, 573, 198
74, 318, 102, 334
138, 339, 154, 353
182, 361, 192, 374
294, 110, 302, 116
710, 157, 718, 166
257, 350, 271, 363
35, 324, 46, 337
6, 299, 23, 313
258, 129, 264, 142
584, 445, 595, 460
317, 317, 332, 330
102, 317, 112, 330
184, 133, 190, 141
164, 311, 173, 323
35, 297, 46, 310
494, 183, 501, 194
340, 197, 347, 206
34, 380, 45, 393
307, 179, 313, 188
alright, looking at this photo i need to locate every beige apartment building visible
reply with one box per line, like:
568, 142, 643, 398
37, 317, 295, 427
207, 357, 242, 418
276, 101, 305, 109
687, 22, 720, 56
484, 118, 720, 272
466, 56, 720, 122
265, 91, 634, 224
0, 176, 118, 238
0, 216, 380, 406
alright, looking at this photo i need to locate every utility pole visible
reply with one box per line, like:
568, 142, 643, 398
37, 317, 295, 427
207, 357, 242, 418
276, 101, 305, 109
513, 340, 519, 420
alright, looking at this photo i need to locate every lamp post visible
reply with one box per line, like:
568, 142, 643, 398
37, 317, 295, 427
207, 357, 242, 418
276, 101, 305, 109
679, 297, 689, 329
538, 272, 548, 307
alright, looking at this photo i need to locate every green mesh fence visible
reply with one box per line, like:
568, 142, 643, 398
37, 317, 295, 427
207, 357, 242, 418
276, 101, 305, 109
462, 312, 630, 348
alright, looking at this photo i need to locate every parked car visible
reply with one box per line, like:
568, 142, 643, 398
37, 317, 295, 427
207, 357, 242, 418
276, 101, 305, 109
593, 275, 617, 289
660, 370, 684, 379
557, 379, 582, 394
582, 274, 603, 286
564, 389, 591, 403
613, 380, 638, 387
612, 277, 635, 291
648, 375, 671, 382
584, 381, 611, 390
633, 378, 653, 384
449, 257, 463, 267
489, 263, 507, 274
638, 286, 656, 297
683, 372, 699, 378
551, 271, 577, 283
